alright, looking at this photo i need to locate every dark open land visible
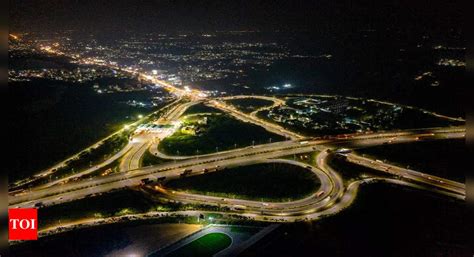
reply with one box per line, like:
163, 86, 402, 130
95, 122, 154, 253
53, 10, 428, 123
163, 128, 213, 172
10, 219, 204, 257
37, 189, 159, 230
225, 98, 274, 113
8, 48, 171, 182
36, 188, 229, 231
9, 79, 161, 182
257, 95, 462, 137
239, 183, 467, 257
166, 163, 320, 202
327, 154, 395, 184
183, 103, 224, 115
356, 139, 466, 182
141, 149, 169, 167
164, 232, 232, 257
159, 114, 285, 156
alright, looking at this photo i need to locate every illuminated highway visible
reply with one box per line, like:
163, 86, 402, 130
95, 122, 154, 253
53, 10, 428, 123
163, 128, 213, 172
8, 43, 467, 235
344, 153, 465, 195
10, 127, 465, 219
208, 99, 304, 140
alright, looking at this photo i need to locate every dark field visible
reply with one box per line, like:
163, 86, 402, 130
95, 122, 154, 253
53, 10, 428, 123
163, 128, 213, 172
356, 139, 466, 182
141, 150, 169, 167
327, 154, 395, 184
240, 183, 467, 257
166, 162, 320, 202
9, 79, 162, 182
159, 114, 285, 156
37, 189, 158, 229
182, 103, 224, 115
164, 232, 232, 257
225, 98, 274, 113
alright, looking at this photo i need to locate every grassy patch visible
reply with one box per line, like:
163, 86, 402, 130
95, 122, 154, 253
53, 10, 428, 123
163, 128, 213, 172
229, 226, 262, 235
165, 232, 232, 257
141, 150, 168, 167
225, 98, 274, 113
38, 189, 158, 229
53, 134, 129, 177
283, 152, 318, 165
183, 103, 223, 115
159, 114, 285, 156
166, 163, 320, 202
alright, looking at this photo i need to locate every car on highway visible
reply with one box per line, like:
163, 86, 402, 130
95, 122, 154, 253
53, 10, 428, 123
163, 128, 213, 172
316, 191, 325, 197
232, 205, 247, 211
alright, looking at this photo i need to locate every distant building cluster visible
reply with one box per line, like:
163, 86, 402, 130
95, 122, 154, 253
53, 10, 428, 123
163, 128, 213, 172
9, 31, 330, 93
8, 67, 131, 83
266, 96, 404, 133
436, 58, 465, 67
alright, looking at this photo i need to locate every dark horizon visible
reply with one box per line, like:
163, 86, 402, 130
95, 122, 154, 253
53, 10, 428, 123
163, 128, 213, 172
10, 0, 463, 35
6, 1, 469, 257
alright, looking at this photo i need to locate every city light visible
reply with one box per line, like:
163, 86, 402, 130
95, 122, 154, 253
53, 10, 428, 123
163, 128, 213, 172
8, 3, 467, 255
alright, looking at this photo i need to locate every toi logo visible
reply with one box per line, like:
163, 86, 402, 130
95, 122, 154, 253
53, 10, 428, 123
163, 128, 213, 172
9, 208, 38, 240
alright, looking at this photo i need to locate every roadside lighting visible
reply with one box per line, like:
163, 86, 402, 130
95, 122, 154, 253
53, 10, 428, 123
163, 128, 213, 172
124, 124, 130, 130
137, 114, 143, 119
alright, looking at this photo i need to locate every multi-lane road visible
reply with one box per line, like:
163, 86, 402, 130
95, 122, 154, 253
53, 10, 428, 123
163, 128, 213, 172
9, 42, 468, 227
344, 153, 465, 195
208, 99, 304, 140
10, 125, 465, 222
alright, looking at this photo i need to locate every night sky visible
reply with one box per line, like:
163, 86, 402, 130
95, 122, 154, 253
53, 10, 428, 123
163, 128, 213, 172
10, 0, 462, 34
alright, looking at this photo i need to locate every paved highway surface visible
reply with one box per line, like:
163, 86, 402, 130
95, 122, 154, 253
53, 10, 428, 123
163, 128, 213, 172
8, 43, 467, 232
10, 127, 465, 222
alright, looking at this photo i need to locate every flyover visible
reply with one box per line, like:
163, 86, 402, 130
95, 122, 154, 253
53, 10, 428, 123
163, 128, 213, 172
10, 44, 467, 234
10, 126, 465, 219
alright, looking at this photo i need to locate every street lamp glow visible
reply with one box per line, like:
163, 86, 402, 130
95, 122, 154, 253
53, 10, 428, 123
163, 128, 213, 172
137, 114, 143, 119
124, 124, 130, 130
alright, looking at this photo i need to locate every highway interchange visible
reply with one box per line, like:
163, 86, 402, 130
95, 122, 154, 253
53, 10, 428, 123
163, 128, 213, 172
9, 96, 466, 223
8, 48, 467, 233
